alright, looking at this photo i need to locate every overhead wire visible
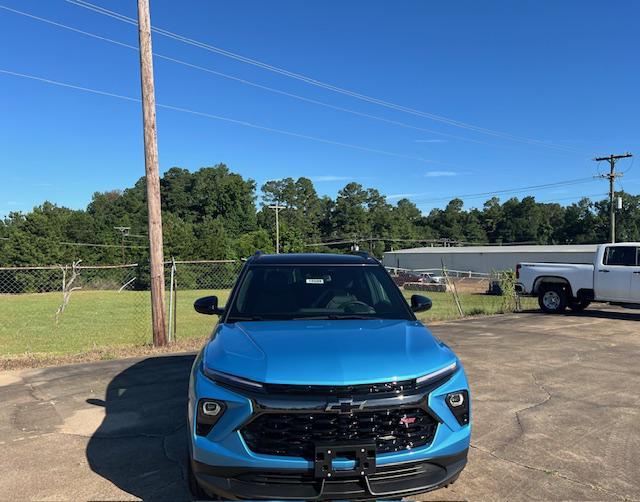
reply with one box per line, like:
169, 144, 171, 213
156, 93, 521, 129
0, 68, 447, 165
407, 177, 599, 204
0, 3, 518, 151
0, 4, 498, 149
64, 0, 585, 154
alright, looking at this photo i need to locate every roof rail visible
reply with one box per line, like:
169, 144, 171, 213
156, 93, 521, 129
350, 251, 370, 259
246, 250, 264, 262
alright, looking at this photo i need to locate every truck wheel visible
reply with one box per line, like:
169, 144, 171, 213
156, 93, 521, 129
569, 299, 590, 312
538, 286, 567, 314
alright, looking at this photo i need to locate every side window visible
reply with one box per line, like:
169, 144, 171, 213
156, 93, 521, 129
603, 246, 637, 266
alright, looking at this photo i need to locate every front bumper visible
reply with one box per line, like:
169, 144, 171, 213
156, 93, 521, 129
188, 354, 471, 499
192, 449, 467, 500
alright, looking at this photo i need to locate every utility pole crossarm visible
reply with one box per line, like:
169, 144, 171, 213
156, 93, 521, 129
593, 153, 633, 163
593, 152, 633, 244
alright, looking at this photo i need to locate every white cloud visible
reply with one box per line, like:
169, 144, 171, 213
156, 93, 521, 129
309, 175, 353, 182
424, 171, 458, 177
387, 193, 424, 200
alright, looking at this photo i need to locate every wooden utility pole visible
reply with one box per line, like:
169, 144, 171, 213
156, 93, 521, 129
268, 204, 285, 253
594, 153, 633, 243
137, 0, 167, 346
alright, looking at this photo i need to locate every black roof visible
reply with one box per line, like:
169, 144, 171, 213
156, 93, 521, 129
248, 252, 378, 265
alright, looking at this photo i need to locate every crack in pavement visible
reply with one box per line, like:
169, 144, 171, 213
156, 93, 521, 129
469, 444, 628, 500
513, 371, 552, 436
162, 425, 189, 494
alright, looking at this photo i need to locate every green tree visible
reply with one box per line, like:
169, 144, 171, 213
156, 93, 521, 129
333, 183, 371, 239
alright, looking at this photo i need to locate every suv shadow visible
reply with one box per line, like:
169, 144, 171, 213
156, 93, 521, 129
85, 355, 196, 501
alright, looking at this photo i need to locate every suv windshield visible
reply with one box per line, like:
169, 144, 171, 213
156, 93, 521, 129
226, 264, 413, 321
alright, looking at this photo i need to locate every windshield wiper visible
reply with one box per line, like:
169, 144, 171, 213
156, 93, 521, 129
227, 315, 264, 322
293, 315, 381, 320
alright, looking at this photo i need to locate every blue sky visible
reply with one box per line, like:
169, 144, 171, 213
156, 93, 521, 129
1, 0, 638, 218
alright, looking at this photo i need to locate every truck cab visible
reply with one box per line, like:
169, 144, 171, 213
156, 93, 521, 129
516, 243, 640, 313
595, 244, 640, 302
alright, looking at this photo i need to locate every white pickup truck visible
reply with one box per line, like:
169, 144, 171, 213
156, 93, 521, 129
516, 243, 640, 313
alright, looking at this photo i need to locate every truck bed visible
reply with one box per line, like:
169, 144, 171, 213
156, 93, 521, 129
517, 262, 594, 295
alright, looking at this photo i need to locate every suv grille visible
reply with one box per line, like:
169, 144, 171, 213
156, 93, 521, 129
241, 408, 437, 458
262, 379, 415, 396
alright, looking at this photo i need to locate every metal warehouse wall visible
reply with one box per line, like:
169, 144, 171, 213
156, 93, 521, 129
383, 246, 598, 274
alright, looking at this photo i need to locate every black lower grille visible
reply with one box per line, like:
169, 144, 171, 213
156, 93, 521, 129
241, 408, 437, 458
262, 379, 416, 396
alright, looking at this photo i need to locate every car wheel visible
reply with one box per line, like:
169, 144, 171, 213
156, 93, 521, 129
538, 286, 567, 314
188, 461, 217, 501
569, 299, 590, 312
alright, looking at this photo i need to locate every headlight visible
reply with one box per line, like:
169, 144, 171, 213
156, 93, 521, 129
196, 399, 226, 436
416, 361, 457, 387
201, 364, 265, 392
446, 390, 470, 426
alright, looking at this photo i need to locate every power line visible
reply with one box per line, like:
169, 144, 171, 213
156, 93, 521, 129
65, 0, 584, 154
0, 4, 497, 151
535, 193, 608, 203
2, 237, 146, 249
0, 68, 444, 166
59, 241, 146, 249
409, 177, 598, 204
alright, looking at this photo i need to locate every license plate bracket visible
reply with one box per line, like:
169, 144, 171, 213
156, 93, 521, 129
314, 442, 376, 479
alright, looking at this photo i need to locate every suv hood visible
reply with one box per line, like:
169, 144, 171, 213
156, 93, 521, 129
202, 319, 456, 386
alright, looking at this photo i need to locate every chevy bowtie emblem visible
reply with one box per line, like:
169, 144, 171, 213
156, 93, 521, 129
325, 398, 367, 413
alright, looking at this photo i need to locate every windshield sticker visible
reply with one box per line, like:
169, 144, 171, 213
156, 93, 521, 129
306, 278, 324, 284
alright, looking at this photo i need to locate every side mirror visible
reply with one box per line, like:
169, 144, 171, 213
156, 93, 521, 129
194, 296, 224, 316
411, 294, 432, 313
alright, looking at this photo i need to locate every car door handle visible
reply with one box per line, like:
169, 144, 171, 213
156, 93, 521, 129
634, 271, 640, 275
598, 269, 610, 273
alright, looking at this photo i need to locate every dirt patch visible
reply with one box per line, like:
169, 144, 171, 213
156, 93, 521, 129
0, 337, 207, 371
0, 372, 23, 386
450, 277, 490, 294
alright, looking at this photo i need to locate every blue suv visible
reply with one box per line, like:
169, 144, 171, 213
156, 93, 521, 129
188, 253, 470, 500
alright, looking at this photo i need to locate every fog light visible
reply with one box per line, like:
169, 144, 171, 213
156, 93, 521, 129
447, 392, 465, 407
196, 399, 226, 436
446, 390, 470, 426
202, 401, 222, 416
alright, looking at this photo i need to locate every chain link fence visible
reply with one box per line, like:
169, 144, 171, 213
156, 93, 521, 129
1, 257, 533, 358
0, 263, 151, 356
167, 260, 243, 342
167, 261, 527, 335
385, 266, 530, 320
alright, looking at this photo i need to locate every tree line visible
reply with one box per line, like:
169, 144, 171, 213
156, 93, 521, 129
1, 164, 639, 266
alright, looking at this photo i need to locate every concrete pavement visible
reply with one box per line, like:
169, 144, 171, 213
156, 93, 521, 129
1, 306, 639, 501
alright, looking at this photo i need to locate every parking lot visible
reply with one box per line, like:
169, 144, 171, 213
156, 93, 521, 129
1, 307, 638, 501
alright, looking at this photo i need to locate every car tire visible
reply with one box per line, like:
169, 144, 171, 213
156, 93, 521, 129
538, 285, 567, 314
188, 461, 217, 501
569, 299, 591, 312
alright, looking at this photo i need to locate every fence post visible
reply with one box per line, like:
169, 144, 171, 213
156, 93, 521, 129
168, 258, 176, 343
441, 260, 464, 318
172, 260, 177, 340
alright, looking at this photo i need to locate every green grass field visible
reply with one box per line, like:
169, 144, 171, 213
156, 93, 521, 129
0, 289, 536, 357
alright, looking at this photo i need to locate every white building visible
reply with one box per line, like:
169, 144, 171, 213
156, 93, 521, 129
383, 244, 598, 274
